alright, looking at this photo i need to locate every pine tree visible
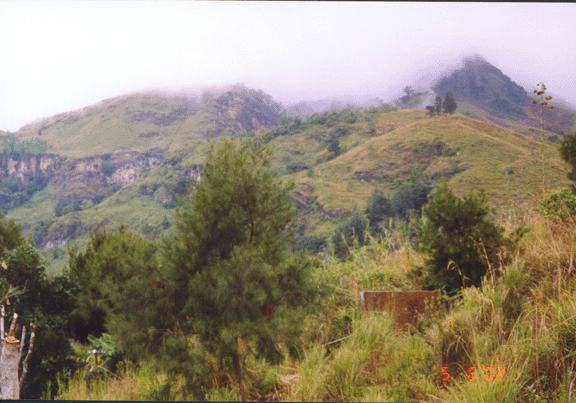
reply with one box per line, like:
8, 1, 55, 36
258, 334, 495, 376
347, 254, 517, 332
419, 183, 505, 294
162, 137, 319, 396
443, 92, 457, 114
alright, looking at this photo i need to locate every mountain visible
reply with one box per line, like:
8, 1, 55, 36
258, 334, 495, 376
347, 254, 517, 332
3, 85, 283, 272
396, 56, 576, 138
433, 56, 576, 137
15, 84, 282, 159
433, 56, 527, 119
2, 59, 573, 273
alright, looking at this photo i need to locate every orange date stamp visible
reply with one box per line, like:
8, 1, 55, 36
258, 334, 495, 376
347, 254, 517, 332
441, 365, 506, 382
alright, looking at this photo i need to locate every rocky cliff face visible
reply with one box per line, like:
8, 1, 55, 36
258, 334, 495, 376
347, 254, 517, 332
0, 148, 165, 201
0, 153, 65, 183
54, 149, 165, 199
0, 148, 168, 251
211, 85, 282, 134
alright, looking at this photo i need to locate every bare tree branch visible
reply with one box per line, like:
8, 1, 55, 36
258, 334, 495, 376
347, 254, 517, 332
19, 323, 36, 390
18, 325, 26, 365
0, 281, 28, 308
8, 312, 18, 336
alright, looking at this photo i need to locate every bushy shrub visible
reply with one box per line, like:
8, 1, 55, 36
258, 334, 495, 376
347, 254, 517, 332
365, 191, 392, 232
418, 183, 505, 294
295, 235, 327, 254
560, 132, 576, 181
54, 195, 82, 217
540, 187, 576, 221
0, 174, 48, 213
332, 209, 368, 261
392, 180, 432, 219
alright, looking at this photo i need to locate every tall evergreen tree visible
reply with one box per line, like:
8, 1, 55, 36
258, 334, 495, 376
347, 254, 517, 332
443, 92, 457, 114
162, 137, 319, 396
419, 183, 505, 294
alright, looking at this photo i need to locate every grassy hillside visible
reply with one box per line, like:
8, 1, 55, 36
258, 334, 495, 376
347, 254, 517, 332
15, 85, 282, 159
281, 112, 569, 239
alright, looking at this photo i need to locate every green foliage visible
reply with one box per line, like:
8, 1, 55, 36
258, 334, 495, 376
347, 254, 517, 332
435, 95, 443, 116
418, 183, 505, 294
327, 136, 341, 157
67, 226, 163, 354
0, 174, 48, 213
33, 219, 56, 247
559, 132, 576, 181
93, 194, 106, 204
54, 194, 82, 217
364, 191, 392, 232
444, 92, 457, 115
0, 209, 26, 257
101, 161, 116, 176
264, 117, 305, 142
0, 211, 79, 399
0, 133, 49, 153
392, 167, 433, 220
171, 177, 194, 196
540, 187, 576, 221
332, 209, 368, 261
333, 123, 350, 137
161, 137, 319, 390
161, 214, 170, 230
286, 163, 310, 174
295, 235, 327, 255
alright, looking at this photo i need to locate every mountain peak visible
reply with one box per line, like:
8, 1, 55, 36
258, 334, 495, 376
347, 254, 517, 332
432, 56, 527, 119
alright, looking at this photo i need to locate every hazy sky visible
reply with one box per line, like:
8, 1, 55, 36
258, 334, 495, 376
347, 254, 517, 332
1, 1, 576, 131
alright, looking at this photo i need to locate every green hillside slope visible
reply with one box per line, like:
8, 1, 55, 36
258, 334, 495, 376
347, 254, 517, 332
15, 85, 282, 159
284, 112, 570, 237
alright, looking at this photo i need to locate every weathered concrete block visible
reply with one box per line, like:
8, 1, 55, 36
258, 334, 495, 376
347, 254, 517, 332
360, 290, 440, 330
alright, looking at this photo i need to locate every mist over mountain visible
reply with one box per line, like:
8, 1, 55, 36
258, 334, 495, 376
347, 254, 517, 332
0, 55, 574, 274
432, 55, 527, 119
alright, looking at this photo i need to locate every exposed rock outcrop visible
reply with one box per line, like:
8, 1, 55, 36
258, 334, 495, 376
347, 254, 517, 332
0, 153, 64, 183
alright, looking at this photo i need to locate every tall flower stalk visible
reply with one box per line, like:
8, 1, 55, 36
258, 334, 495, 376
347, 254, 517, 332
529, 83, 555, 197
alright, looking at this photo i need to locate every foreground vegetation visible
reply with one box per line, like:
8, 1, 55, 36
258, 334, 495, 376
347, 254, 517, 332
53, 205, 576, 402
43, 133, 576, 401
3, 128, 576, 401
